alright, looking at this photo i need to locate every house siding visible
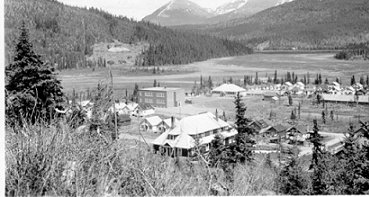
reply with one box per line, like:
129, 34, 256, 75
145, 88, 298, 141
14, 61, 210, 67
138, 88, 185, 108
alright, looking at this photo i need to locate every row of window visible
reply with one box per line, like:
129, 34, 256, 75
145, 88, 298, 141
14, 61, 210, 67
142, 98, 165, 104
140, 92, 165, 97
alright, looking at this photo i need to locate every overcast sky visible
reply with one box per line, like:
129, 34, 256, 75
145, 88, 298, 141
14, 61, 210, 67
57, 0, 232, 20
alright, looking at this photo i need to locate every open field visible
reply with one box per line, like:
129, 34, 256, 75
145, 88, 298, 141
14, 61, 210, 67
59, 53, 369, 97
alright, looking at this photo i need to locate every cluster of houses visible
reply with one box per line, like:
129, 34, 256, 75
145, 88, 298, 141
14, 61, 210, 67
147, 110, 314, 157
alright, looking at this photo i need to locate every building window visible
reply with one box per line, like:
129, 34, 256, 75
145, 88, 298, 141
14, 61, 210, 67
145, 98, 153, 103
157, 99, 165, 104
145, 92, 153, 97
167, 135, 177, 140
157, 92, 165, 97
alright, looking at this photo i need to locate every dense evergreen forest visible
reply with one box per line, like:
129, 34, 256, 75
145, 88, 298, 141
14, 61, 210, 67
335, 42, 369, 60
4, 0, 252, 70
176, 0, 369, 50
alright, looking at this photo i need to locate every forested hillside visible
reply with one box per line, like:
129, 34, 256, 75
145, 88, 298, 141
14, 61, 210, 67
176, 0, 369, 50
4, 0, 252, 70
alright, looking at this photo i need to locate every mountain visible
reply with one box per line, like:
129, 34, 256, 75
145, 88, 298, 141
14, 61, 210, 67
144, 0, 295, 26
215, 0, 249, 15
208, 0, 293, 24
5, 0, 251, 70
142, 0, 214, 26
180, 0, 369, 50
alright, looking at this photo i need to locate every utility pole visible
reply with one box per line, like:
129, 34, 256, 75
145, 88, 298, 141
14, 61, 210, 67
109, 66, 118, 140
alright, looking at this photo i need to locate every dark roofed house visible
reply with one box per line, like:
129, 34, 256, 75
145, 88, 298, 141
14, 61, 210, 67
249, 120, 269, 133
286, 125, 310, 145
260, 124, 288, 141
136, 103, 155, 117
118, 114, 131, 126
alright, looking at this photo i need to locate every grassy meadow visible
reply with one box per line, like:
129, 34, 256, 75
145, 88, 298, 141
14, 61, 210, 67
59, 53, 369, 96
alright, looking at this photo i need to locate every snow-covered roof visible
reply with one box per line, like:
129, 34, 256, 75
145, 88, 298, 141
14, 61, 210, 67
143, 116, 162, 126
285, 82, 293, 87
169, 112, 229, 136
296, 82, 305, 87
109, 102, 127, 112
125, 103, 138, 111
162, 118, 179, 128
152, 112, 236, 149
212, 84, 246, 93
332, 82, 340, 87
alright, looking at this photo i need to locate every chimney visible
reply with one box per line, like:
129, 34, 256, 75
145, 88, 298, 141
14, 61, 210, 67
171, 116, 175, 129
215, 109, 219, 121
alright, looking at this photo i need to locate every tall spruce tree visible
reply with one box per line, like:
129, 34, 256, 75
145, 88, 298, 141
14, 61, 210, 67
279, 148, 307, 195
233, 93, 255, 163
309, 120, 327, 195
5, 22, 64, 125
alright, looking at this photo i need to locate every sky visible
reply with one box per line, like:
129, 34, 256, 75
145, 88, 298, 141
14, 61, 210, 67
57, 0, 232, 20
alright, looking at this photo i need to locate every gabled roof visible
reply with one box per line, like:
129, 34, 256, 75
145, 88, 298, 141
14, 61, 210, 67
250, 120, 269, 129
168, 112, 229, 136
143, 116, 162, 126
109, 102, 127, 112
273, 124, 287, 133
162, 118, 179, 128
287, 125, 308, 134
124, 103, 138, 111
138, 103, 154, 111
212, 84, 246, 93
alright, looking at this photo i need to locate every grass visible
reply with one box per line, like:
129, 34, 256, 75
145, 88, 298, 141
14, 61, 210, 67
6, 121, 279, 196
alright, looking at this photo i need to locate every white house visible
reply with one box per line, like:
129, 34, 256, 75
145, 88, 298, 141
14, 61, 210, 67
158, 117, 179, 133
140, 116, 163, 132
152, 112, 238, 157
123, 103, 139, 115
108, 102, 127, 115
134, 103, 155, 117
212, 84, 246, 97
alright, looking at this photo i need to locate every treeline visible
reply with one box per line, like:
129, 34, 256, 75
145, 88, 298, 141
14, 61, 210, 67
133, 23, 252, 66
5, 0, 252, 70
335, 42, 369, 60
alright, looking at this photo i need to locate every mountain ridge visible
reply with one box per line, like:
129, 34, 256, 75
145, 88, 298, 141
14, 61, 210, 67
175, 0, 369, 50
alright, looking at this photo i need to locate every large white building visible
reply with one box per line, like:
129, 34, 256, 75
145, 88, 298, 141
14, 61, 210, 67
212, 84, 246, 97
152, 112, 237, 157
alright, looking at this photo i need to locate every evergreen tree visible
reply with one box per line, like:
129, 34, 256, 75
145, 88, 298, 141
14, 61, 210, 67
208, 135, 225, 168
325, 78, 329, 84
309, 120, 327, 195
153, 79, 157, 87
366, 75, 369, 87
359, 76, 365, 85
5, 22, 64, 125
288, 94, 293, 106
322, 111, 326, 124
279, 149, 307, 195
274, 70, 278, 84
290, 110, 297, 120
132, 83, 139, 103
255, 72, 259, 85
351, 75, 356, 86
208, 76, 213, 89
336, 77, 340, 84
307, 72, 310, 84
233, 93, 255, 163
